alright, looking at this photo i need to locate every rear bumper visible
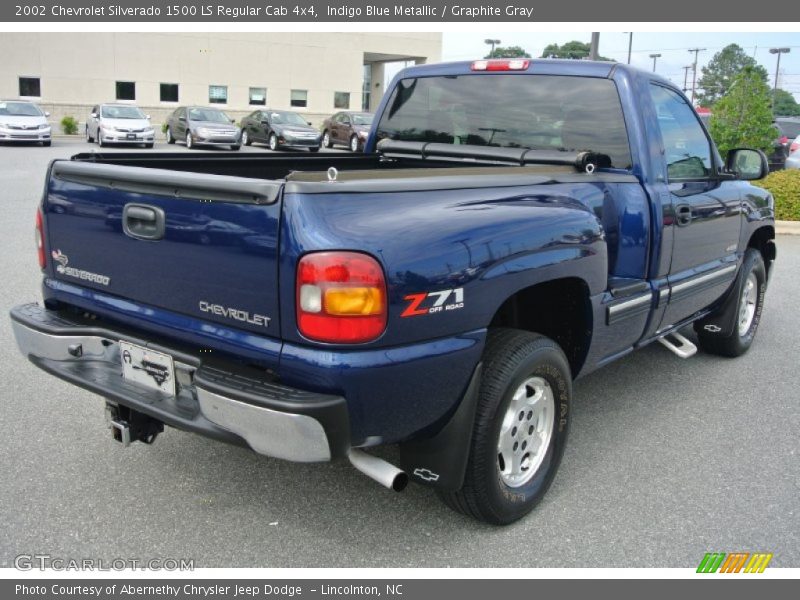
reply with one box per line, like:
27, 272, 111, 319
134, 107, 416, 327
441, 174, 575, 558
10, 303, 349, 462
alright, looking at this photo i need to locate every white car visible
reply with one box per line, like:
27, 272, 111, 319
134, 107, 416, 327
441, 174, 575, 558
86, 103, 155, 148
0, 100, 52, 146
786, 136, 800, 170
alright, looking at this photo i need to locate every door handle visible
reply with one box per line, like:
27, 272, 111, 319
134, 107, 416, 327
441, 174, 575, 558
675, 204, 692, 227
123, 204, 165, 241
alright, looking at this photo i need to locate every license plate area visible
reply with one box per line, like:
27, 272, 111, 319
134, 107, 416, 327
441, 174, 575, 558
119, 341, 176, 397
126, 133, 137, 140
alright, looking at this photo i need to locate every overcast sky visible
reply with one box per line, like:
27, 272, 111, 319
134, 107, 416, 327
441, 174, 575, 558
439, 32, 800, 100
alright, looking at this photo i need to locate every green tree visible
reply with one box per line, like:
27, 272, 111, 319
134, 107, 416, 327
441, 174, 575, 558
697, 43, 769, 107
709, 66, 777, 156
540, 40, 613, 61
485, 46, 531, 59
773, 89, 800, 116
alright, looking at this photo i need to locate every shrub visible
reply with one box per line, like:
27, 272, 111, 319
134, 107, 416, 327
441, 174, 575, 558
60, 116, 78, 135
161, 122, 168, 134
754, 169, 800, 221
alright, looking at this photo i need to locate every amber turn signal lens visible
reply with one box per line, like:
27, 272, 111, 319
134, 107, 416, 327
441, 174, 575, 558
324, 287, 383, 316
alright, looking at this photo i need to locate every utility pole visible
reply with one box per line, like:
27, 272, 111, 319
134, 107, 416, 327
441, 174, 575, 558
688, 48, 706, 105
769, 47, 791, 111
649, 53, 662, 72
682, 65, 692, 92
589, 32, 600, 61
484, 38, 501, 57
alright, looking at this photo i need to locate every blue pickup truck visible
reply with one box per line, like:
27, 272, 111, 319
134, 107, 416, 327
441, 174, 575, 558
11, 59, 776, 524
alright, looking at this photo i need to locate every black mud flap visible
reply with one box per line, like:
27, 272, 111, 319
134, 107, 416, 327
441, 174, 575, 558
695, 262, 746, 337
398, 363, 482, 491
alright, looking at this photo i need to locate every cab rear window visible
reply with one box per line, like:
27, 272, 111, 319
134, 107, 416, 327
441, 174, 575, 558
375, 74, 632, 170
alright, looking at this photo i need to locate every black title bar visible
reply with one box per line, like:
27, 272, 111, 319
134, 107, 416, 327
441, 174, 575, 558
4, 0, 800, 22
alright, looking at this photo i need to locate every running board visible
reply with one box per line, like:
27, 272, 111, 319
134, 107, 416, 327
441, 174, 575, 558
657, 332, 698, 359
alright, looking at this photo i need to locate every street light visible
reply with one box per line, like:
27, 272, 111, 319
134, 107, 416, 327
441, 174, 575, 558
649, 53, 662, 72
484, 38, 501, 56
769, 47, 791, 111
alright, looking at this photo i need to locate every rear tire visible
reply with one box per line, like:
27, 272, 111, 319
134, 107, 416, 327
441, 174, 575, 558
309, 146, 320, 153
230, 145, 240, 151
145, 143, 154, 149
438, 328, 571, 525
695, 248, 766, 357
42, 141, 51, 147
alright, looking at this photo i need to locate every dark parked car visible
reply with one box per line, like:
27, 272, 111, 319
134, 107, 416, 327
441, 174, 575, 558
164, 106, 240, 150
321, 111, 374, 151
239, 109, 321, 151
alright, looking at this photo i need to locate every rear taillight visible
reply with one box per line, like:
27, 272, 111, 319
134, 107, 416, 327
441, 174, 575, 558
471, 59, 530, 72
791, 141, 799, 154
780, 135, 789, 145
35, 208, 45, 270
296, 252, 387, 343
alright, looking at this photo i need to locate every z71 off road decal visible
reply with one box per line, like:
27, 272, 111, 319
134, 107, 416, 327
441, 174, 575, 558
401, 288, 464, 317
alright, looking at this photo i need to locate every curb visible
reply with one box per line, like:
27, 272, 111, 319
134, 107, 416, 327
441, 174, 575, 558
776, 220, 800, 235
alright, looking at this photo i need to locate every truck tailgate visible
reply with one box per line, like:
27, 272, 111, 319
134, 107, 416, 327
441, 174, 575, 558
44, 161, 283, 338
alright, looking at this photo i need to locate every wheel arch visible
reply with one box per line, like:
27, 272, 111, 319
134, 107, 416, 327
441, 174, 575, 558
488, 277, 593, 378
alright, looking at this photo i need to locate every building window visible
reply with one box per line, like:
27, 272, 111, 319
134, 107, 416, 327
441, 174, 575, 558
334, 91, 350, 110
160, 83, 179, 102
362, 64, 373, 111
19, 77, 41, 97
290, 89, 308, 108
209, 85, 228, 104
249, 87, 266, 105
116, 81, 135, 101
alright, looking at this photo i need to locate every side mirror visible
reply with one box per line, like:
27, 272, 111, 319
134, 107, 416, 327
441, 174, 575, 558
261, 120, 269, 125
45, 111, 51, 117
178, 116, 186, 122
90, 113, 98, 118
726, 148, 769, 180
146, 114, 151, 119
230, 118, 236, 124
307, 121, 313, 126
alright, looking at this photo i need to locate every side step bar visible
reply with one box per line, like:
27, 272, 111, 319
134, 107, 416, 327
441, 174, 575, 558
657, 332, 698, 359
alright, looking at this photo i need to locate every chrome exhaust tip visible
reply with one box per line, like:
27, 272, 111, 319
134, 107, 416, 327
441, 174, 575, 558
348, 449, 408, 492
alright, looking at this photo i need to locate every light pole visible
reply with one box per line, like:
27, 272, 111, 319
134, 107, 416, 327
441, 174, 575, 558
688, 48, 706, 105
682, 65, 692, 92
769, 47, 791, 111
649, 53, 662, 72
484, 38, 501, 57
589, 32, 600, 61
625, 32, 633, 64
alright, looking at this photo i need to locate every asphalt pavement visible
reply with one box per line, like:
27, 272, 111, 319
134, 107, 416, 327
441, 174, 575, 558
0, 140, 797, 568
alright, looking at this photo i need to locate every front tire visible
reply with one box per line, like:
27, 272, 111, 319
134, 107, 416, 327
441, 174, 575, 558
322, 130, 332, 148
695, 248, 766, 357
165, 127, 175, 144
185, 131, 193, 149
269, 133, 278, 151
241, 130, 251, 146
350, 134, 360, 152
439, 329, 571, 525
86, 126, 94, 143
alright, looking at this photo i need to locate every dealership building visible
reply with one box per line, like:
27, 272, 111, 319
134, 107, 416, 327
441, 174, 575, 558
0, 32, 441, 130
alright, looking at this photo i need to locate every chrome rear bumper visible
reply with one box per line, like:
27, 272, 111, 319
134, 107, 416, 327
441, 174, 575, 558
10, 303, 349, 462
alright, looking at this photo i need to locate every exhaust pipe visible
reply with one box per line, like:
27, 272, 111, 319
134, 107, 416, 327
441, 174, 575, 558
348, 449, 408, 492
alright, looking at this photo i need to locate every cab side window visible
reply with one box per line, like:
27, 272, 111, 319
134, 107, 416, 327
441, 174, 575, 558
649, 84, 713, 180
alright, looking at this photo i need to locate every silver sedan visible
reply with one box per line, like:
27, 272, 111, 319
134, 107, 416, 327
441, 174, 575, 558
786, 136, 800, 169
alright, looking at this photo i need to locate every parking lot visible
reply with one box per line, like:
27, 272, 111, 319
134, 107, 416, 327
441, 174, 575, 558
0, 140, 798, 568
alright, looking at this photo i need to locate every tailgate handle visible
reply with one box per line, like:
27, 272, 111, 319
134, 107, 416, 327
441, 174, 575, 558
123, 204, 165, 241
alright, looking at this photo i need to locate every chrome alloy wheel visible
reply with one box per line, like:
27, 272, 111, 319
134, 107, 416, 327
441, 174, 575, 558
738, 273, 758, 336
497, 376, 555, 487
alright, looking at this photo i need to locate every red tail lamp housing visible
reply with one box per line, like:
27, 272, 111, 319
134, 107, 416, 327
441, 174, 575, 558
35, 208, 46, 270
471, 59, 530, 72
296, 252, 387, 343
